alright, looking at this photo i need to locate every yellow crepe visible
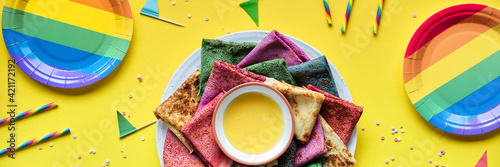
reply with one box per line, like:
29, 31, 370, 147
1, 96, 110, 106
264, 78, 325, 143
319, 115, 356, 167
154, 69, 201, 153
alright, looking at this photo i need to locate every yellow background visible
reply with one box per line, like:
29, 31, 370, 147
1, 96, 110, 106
0, 0, 499, 166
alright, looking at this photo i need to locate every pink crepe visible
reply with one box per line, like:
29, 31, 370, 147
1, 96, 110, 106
197, 60, 266, 111
294, 117, 327, 167
181, 93, 233, 167
163, 129, 206, 167
236, 30, 310, 68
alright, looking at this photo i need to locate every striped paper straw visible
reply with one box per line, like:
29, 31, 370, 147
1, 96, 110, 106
324, 0, 332, 25
341, 0, 354, 32
0, 128, 70, 156
0, 102, 58, 126
373, 0, 385, 35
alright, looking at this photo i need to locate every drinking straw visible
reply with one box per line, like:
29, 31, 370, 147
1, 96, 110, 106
323, 0, 332, 25
373, 0, 385, 35
341, 0, 354, 33
0, 128, 70, 156
0, 102, 58, 126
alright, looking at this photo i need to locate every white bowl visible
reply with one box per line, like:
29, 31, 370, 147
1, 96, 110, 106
213, 82, 295, 166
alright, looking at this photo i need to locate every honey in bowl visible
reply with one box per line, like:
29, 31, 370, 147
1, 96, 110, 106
223, 92, 285, 154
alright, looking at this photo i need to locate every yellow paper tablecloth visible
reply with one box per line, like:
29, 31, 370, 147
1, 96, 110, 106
0, 0, 499, 166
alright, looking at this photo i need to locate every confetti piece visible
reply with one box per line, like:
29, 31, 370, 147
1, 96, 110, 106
172, 1, 176, 5
102, 164, 105, 167
429, 159, 432, 163
385, 159, 389, 164
400, 126, 403, 128
391, 131, 395, 135
401, 129, 405, 133
227, 30, 230, 34
410, 145, 414, 150
122, 112, 126, 116
439, 153, 442, 157
205, 17, 209, 21
440, 149, 444, 153
106, 159, 110, 163
398, 137, 401, 141
106, 162, 109, 166
391, 157, 395, 161
89, 150, 92, 154
188, 14, 191, 18
73, 135, 77, 139
128, 115, 130, 118
49, 143, 53, 147
78, 155, 81, 159
413, 13, 417, 18
361, 127, 365, 131
123, 154, 127, 158
436, 162, 439, 166
137, 75, 142, 82
442, 151, 445, 155
186, 0, 188, 1
129, 94, 132, 98
38, 146, 42, 150
141, 137, 145, 141
395, 129, 398, 133
121, 149, 124, 153
381, 136, 385, 140
392, 127, 395, 130
394, 138, 398, 142
376, 121, 380, 125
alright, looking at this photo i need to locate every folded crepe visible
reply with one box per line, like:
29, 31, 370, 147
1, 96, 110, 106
294, 117, 327, 167
154, 69, 200, 153
277, 138, 298, 167
264, 78, 325, 143
163, 129, 206, 167
181, 93, 233, 167
307, 85, 363, 145
303, 158, 322, 167
237, 30, 310, 68
288, 56, 339, 97
198, 60, 266, 111
199, 39, 258, 98
319, 115, 356, 166
243, 59, 297, 85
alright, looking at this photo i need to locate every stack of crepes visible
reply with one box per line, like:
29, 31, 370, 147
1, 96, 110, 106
154, 30, 363, 167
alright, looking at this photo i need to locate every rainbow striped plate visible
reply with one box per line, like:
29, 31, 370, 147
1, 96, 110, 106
2, 0, 133, 88
404, 4, 500, 135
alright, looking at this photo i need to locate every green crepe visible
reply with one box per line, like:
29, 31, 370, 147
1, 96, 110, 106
199, 39, 258, 99
304, 158, 322, 167
243, 59, 297, 85
240, 0, 259, 26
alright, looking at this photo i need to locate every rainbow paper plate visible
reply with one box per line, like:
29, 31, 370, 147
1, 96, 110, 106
404, 4, 500, 135
2, 0, 133, 88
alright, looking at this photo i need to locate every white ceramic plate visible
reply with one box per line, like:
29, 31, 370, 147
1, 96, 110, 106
156, 30, 357, 166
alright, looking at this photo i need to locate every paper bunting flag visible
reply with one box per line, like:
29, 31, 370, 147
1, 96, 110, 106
475, 150, 487, 167
240, 0, 259, 26
140, 0, 184, 27
117, 111, 156, 138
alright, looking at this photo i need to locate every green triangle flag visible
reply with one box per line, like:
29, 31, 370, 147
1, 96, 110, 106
117, 111, 137, 138
240, 0, 259, 26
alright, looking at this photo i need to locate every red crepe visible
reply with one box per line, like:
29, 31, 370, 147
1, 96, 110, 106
163, 129, 206, 167
181, 93, 233, 167
307, 85, 363, 145
475, 150, 487, 167
236, 30, 310, 68
198, 60, 266, 111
